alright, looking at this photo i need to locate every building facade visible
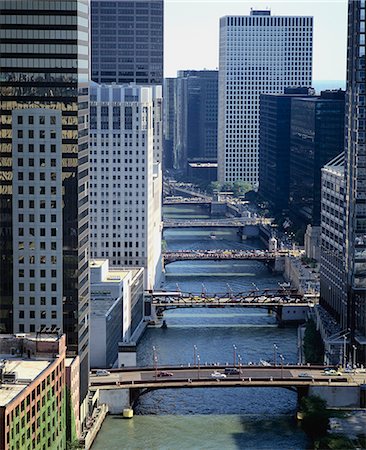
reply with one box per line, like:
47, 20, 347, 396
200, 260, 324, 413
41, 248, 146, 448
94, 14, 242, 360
91, 0, 163, 85
289, 90, 345, 225
90, 259, 144, 368
0, 0, 90, 405
218, 10, 313, 186
258, 87, 313, 213
173, 70, 219, 172
344, 0, 366, 360
89, 84, 162, 289
163, 77, 177, 170
320, 154, 347, 332
0, 334, 67, 450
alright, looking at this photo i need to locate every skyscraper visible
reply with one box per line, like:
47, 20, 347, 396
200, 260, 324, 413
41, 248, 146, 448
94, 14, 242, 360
218, 10, 313, 186
259, 87, 313, 214
91, 0, 163, 85
89, 84, 163, 289
0, 0, 90, 404
344, 0, 366, 360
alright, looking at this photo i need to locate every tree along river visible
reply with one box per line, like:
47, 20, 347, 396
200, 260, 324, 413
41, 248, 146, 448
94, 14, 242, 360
92, 205, 310, 449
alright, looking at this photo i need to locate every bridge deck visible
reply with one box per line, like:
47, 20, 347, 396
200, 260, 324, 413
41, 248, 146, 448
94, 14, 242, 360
90, 365, 360, 390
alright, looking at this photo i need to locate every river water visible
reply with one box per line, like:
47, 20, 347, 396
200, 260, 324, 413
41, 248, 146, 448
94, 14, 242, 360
92, 205, 310, 450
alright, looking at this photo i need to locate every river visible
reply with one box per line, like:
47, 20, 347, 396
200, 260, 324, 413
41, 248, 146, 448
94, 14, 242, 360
92, 205, 310, 449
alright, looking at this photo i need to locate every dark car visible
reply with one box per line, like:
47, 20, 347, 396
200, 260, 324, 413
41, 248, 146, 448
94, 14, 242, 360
224, 367, 240, 375
157, 371, 174, 377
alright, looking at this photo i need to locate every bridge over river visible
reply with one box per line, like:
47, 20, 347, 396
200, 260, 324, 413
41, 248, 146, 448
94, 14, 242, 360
90, 364, 365, 413
162, 249, 299, 265
163, 217, 272, 228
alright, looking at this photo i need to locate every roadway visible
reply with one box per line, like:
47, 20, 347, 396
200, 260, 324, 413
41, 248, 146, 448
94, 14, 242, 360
90, 365, 365, 389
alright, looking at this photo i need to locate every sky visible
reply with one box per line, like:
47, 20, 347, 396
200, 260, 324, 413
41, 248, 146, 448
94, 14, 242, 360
164, 0, 348, 81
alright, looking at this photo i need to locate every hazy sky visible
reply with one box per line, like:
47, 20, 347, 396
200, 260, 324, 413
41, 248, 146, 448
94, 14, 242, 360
164, 0, 348, 81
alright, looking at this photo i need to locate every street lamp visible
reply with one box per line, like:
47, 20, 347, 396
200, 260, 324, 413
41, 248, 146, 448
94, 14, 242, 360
193, 345, 198, 367
352, 345, 357, 368
197, 354, 200, 380
343, 335, 347, 369
279, 354, 284, 378
237, 354, 242, 373
273, 344, 278, 366
233, 344, 237, 367
152, 346, 158, 380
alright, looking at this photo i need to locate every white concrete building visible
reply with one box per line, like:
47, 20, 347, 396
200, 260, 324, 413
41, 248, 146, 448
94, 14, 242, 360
89, 84, 163, 289
218, 10, 313, 186
90, 259, 144, 368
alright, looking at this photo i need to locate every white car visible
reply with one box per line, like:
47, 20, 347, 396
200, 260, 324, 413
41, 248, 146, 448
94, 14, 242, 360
210, 371, 227, 379
95, 369, 111, 376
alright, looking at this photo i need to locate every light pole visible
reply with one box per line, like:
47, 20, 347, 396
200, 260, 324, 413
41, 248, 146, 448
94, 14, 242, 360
273, 344, 278, 366
197, 354, 200, 380
279, 354, 284, 378
237, 354, 242, 373
152, 346, 158, 380
193, 345, 197, 367
352, 345, 357, 368
343, 335, 347, 369
233, 344, 237, 367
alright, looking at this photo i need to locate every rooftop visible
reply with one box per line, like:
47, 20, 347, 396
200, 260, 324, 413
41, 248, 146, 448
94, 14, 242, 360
0, 359, 51, 407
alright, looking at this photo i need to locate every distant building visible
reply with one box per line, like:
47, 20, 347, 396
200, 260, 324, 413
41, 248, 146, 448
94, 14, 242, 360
163, 78, 177, 170
90, 259, 144, 368
89, 84, 162, 289
259, 87, 313, 213
344, 0, 366, 361
289, 90, 345, 225
0, 334, 67, 450
320, 154, 347, 333
91, 0, 163, 85
169, 70, 219, 174
218, 10, 313, 186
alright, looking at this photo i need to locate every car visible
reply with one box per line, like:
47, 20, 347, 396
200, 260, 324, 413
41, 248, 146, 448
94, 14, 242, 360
323, 369, 341, 376
157, 371, 174, 377
298, 372, 311, 378
210, 371, 227, 379
95, 369, 110, 376
224, 367, 240, 375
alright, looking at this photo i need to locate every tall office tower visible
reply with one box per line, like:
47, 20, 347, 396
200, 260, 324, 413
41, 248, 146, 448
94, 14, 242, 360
259, 87, 312, 214
163, 78, 177, 170
289, 90, 345, 226
91, 0, 163, 85
89, 84, 162, 289
174, 70, 219, 174
218, 10, 313, 186
320, 154, 347, 337
0, 0, 90, 407
344, 0, 366, 361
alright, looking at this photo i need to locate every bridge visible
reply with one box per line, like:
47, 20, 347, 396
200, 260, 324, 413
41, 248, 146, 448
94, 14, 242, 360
163, 217, 272, 229
162, 249, 297, 265
145, 288, 315, 309
163, 197, 211, 206
90, 364, 364, 413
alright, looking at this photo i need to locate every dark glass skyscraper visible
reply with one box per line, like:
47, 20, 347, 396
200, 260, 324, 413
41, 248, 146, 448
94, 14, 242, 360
91, 0, 163, 84
259, 88, 312, 214
289, 90, 345, 226
0, 0, 90, 401
344, 0, 366, 360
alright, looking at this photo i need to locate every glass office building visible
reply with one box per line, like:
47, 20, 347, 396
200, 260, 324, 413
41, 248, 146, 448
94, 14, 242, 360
0, 0, 90, 401
91, 0, 163, 85
344, 0, 366, 359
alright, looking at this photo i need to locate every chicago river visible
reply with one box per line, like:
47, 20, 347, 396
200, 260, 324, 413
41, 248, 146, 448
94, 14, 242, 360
92, 205, 310, 449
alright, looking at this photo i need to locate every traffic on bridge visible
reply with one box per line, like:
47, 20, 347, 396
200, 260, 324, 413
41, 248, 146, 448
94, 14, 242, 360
144, 288, 316, 309
163, 249, 298, 264
162, 217, 272, 228
90, 364, 362, 391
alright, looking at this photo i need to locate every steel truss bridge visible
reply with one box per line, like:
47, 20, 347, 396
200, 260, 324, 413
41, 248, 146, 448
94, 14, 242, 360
162, 217, 272, 228
163, 249, 283, 265
144, 288, 317, 310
